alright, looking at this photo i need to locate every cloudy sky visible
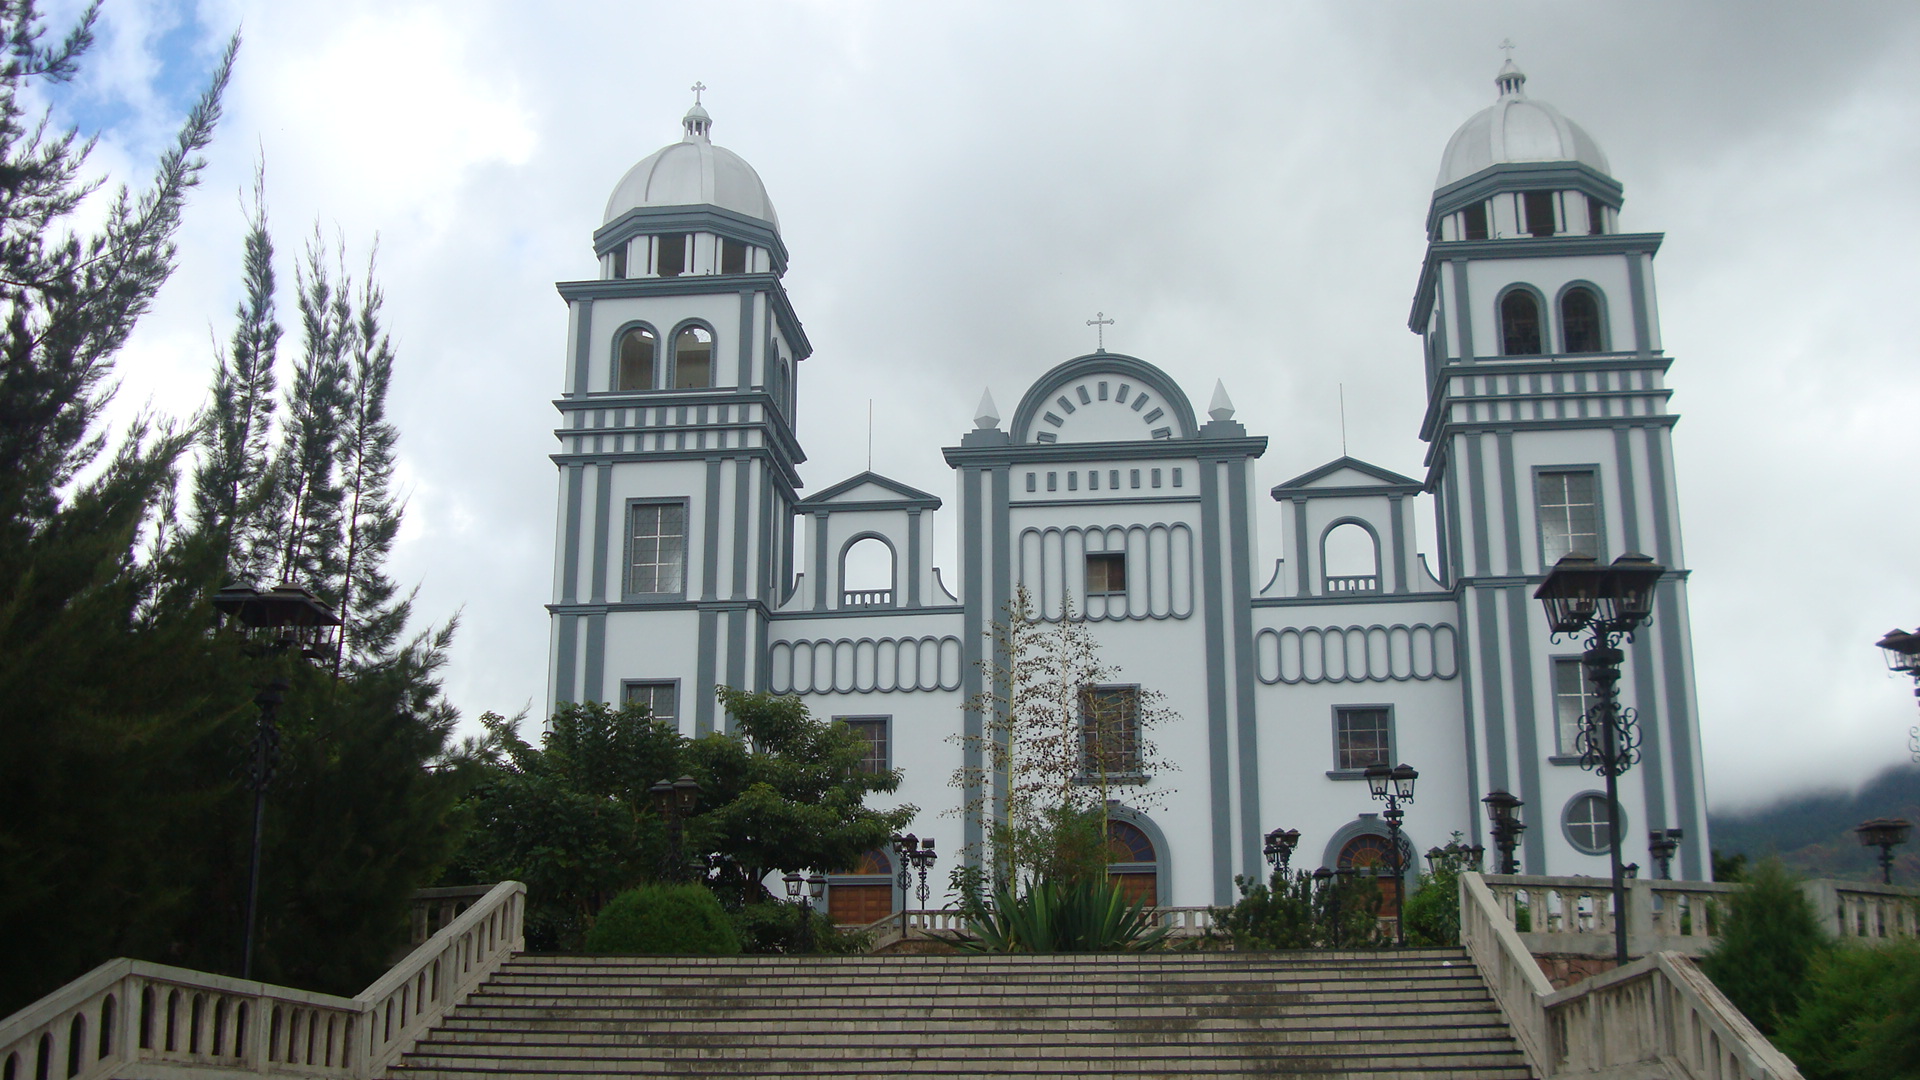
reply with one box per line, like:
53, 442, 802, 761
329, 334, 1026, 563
49, 1, 1920, 813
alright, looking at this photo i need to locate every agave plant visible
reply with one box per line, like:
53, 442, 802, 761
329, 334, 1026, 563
955, 876, 1172, 953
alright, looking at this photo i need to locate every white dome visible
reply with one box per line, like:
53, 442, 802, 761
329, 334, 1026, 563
1435, 62, 1610, 189
604, 105, 779, 229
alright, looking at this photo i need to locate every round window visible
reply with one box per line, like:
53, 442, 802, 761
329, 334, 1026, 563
1562, 793, 1622, 856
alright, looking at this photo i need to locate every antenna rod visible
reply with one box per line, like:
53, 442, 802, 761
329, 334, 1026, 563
1339, 383, 1348, 457
867, 400, 874, 471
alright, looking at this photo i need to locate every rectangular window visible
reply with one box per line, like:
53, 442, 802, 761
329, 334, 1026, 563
1068, 472, 1078, 491
720, 238, 747, 274
1047, 472, 1057, 492
626, 501, 688, 595
1109, 470, 1120, 489
610, 245, 627, 279
1151, 469, 1162, 489
1463, 202, 1489, 240
1026, 472, 1036, 493
1523, 191, 1556, 237
622, 681, 678, 724
1172, 468, 1183, 488
1334, 706, 1392, 771
657, 233, 687, 277
838, 716, 890, 774
1536, 470, 1600, 566
1587, 195, 1607, 235
1130, 469, 1141, 489
1086, 553, 1126, 597
1081, 686, 1140, 776
1088, 470, 1099, 491
1552, 658, 1593, 757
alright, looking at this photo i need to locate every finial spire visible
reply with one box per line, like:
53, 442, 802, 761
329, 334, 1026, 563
1087, 311, 1114, 353
1494, 42, 1527, 98
974, 389, 1001, 430
1208, 380, 1235, 422
683, 83, 713, 141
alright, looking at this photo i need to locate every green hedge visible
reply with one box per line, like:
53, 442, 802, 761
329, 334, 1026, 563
585, 884, 741, 955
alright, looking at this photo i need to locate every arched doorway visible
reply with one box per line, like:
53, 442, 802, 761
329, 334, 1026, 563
826, 849, 895, 926
1107, 820, 1158, 906
1336, 832, 1415, 914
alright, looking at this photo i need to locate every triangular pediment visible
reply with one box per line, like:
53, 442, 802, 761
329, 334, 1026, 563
1271, 456, 1423, 497
798, 471, 942, 509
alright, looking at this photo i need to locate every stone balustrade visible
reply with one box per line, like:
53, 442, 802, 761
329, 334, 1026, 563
1480, 873, 1918, 959
0, 880, 524, 1080
1461, 871, 1805, 1079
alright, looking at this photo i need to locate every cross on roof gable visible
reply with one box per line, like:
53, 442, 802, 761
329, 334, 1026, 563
1271, 456, 1424, 499
798, 470, 943, 511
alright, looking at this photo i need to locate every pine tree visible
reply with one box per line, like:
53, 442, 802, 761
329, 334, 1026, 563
191, 161, 280, 583
334, 249, 407, 667
265, 230, 351, 594
0, 1, 241, 1014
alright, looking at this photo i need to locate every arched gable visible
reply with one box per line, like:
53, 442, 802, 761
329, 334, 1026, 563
1009, 353, 1200, 444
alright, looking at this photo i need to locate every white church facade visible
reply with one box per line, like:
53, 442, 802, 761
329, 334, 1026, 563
545, 64, 1710, 914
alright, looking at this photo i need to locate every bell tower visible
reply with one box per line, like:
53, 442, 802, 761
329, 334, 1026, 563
1412, 60, 1709, 878
549, 93, 811, 735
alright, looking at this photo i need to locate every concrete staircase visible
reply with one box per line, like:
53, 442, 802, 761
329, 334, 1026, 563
385, 949, 1537, 1078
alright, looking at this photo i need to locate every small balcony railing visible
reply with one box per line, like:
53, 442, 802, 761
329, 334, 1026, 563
1324, 575, 1380, 595
842, 589, 894, 608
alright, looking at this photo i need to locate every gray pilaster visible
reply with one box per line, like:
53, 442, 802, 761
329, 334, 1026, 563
1390, 495, 1408, 593
1199, 459, 1235, 904
1627, 255, 1651, 357
1613, 427, 1642, 553
737, 290, 756, 388
1292, 498, 1310, 596
1658, 582, 1705, 879
562, 465, 584, 603
726, 607, 747, 709
1465, 435, 1492, 578
590, 464, 611, 602
961, 468, 986, 866
732, 458, 752, 599
1451, 261, 1475, 360
554, 615, 579, 704
1505, 588, 1545, 871
583, 612, 606, 704
1474, 588, 1511, 797
812, 511, 830, 611
991, 465, 1012, 836
1227, 457, 1262, 884
571, 299, 594, 396
703, 458, 722, 600
694, 609, 718, 735
907, 509, 923, 607
1496, 432, 1522, 575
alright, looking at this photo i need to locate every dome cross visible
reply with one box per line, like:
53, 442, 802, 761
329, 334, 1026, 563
1087, 311, 1114, 353
1499, 38, 1515, 60
691, 81, 707, 105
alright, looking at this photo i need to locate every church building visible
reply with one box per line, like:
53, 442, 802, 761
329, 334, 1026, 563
545, 63, 1710, 914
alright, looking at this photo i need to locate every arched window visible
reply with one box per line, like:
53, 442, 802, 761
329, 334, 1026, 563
1107, 820, 1158, 906
615, 327, 655, 391
1321, 521, 1379, 594
841, 536, 895, 608
1560, 287, 1603, 353
1337, 832, 1415, 913
827, 849, 894, 925
1500, 289, 1542, 355
673, 326, 713, 389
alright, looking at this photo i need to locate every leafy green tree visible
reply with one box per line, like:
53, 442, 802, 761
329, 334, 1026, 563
1401, 835, 1479, 946
1210, 869, 1384, 951
1699, 858, 1830, 1035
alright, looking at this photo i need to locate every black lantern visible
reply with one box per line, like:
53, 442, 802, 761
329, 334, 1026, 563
1482, 790, 1526, 875
783, 871, 804, 899
1875, 628, 1920, 764
891, 833, 917, 906
1648, 828, 1684, 880
653, 776, 702, 881
212, 582, 344, 661
1390, 763, 1419, 801
1364, 763, 1392, 799
911, 838, 938, 909
807, 872, 826, 902
1856, 818, 1912, 885
673, 775, 701, 813
1263, 827, 1301, 874
1533, 554, 1605, 633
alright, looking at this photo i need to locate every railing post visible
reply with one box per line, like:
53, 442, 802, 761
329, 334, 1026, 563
1627, 878, 1656, 956
1800, 880, 1843, 940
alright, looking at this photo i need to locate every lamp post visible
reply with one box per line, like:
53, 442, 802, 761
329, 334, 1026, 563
890, 833, 917, 910
1535, 552, 1666, 966
650, 775, 702, 881
1364, 762, 1418, 947
1855, 818, 1912, 885
1875, 628, 1920, 763
1263, 828, 1301, 876
211, 582, 342, 981
1648, 829, 1685, 880
1482, 790, 1526, 875
910, 838, 938, 909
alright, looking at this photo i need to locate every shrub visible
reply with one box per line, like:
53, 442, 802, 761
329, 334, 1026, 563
731, 900, 870, 955
585, 884, 741, 955
1773, 939, 1920, 1080
1210, 869, 1384, 951
1697, 858, 1828, 1035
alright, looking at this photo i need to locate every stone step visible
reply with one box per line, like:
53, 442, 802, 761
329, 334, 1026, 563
437, 1006, 1509, 1031
393, 1045, 1534, 1070
409, 1030, 1522, 1053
